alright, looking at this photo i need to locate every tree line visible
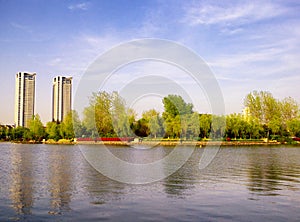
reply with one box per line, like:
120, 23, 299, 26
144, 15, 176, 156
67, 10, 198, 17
1, 90, 300, 142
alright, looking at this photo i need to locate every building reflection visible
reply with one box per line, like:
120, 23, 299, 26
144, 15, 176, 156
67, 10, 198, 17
9, 145, 34, 215
48, 147, 73, 214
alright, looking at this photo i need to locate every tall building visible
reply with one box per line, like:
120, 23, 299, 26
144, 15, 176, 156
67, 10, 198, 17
14, 72, 36, 128
52, 76, 72, 122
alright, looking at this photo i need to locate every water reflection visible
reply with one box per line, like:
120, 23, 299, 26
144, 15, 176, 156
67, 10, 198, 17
247, 148, 300, 196
2, 144, 300, 221
9, 145, 34, 215
84, 160, 126, 205
48, 147, 73, 214
163, 148, 199, 198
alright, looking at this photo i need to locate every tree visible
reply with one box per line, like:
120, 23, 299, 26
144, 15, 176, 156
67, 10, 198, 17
111, 91, 132, 137
82, 91, 135, 138
280, 97, 299, 126
226, 113, 243, 139
162, 95, 193, 118
162, 95, 193, 138
10, 127, 30, 141
83, 91, 114, 137
82, 105, 97, 137
246, 117, 263, 139
189, 112, 200, 139
142, 109, 162, 138
46, 121, 61, 141
132, 118, 149, 137
199, 114, 212, 139
0, 125, 6, 140
211, 115, 226, 139
244, 91, 281, 140
28, 114, 45, 141
287, 119, 300, 137
244, 91, 280, 125
269, 117, 282, 136
60, 111, 82, 139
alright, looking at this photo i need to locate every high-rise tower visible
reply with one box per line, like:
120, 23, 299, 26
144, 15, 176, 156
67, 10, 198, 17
14, 72, 36, 127
52, 76, 72, 122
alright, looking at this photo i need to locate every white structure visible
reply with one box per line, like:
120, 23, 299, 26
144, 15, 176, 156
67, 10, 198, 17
52, 76, 72, 122
14, 72, 36, 127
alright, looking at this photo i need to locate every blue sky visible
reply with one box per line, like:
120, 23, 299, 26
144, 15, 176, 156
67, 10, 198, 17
0, 0, 300, 124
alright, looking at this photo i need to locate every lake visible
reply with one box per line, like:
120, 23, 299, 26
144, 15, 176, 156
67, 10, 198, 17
0, 143, 299, 221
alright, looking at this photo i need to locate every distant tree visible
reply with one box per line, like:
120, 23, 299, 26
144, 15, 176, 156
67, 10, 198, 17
132, 118, 149, 137
199, 114, 212, 139
142, 109, 162, 138
244, 91, 280, 140
269, 117, 282, 136
28, 114, 46, 141
60, 110, 83, 139
162, 95, 193, 118
287, 118, 300, 137
111, 91, 132, 137
188, 112, 200, 139
82, 105, 97, 137
0, 125, 6, 140
211, 115, 226, 139
72, 110, 85, 138
162, 95, 193, 138
82, 91, 136, 138
10, 127, 30, 141
279, 97, 299, 131
45, 121, 61, 141
83, 91, 114, 137
226, 114, 243, 139
246, 117, 263, 139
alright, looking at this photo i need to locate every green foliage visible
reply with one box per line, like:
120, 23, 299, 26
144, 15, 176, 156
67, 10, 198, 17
45, 121, 61, 141
287, 118, 300, 137
10, 126, 30, 141
3, 91, 300, 142
132, 118, 150, 137
82, 91, 134, 138
162, 95, 193, 118
211, 115, 226, 139
28, 114, 46, 141
0, 125, 7, 140
244, 90, 299, 139
142, 109, 163, 138
60, 111, 75, 139
162, 95, 194, 138
199, 114, 212, 138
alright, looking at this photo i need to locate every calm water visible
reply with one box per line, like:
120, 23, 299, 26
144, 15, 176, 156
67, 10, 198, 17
0, 143, 299, 221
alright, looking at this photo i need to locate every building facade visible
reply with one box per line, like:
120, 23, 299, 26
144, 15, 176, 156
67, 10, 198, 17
14, 72, 36, 128
52, 76, 72, 122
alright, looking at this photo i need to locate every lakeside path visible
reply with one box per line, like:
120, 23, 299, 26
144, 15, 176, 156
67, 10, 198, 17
3, 140, 299, 146
76, 140, 300, 147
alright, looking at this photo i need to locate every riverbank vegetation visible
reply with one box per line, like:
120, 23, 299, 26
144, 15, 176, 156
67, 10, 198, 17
1, 90, 299, 144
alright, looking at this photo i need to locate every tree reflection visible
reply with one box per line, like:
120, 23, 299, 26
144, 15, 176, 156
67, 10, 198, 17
247, 148, 287, 196
83, 158, 126, 205
163, 147, 198, 198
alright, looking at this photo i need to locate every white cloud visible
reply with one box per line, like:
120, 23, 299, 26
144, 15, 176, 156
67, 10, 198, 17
11, 22, 32, 33
48, 58, 62, 66
183, 1, 287, 26
68, 2, 89, 11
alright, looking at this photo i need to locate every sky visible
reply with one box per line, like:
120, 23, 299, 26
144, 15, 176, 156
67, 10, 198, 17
0, 0, 300, 124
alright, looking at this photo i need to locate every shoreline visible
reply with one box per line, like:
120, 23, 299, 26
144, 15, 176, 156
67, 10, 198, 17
75, 140, 299, 147
2, 140, 299, 147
